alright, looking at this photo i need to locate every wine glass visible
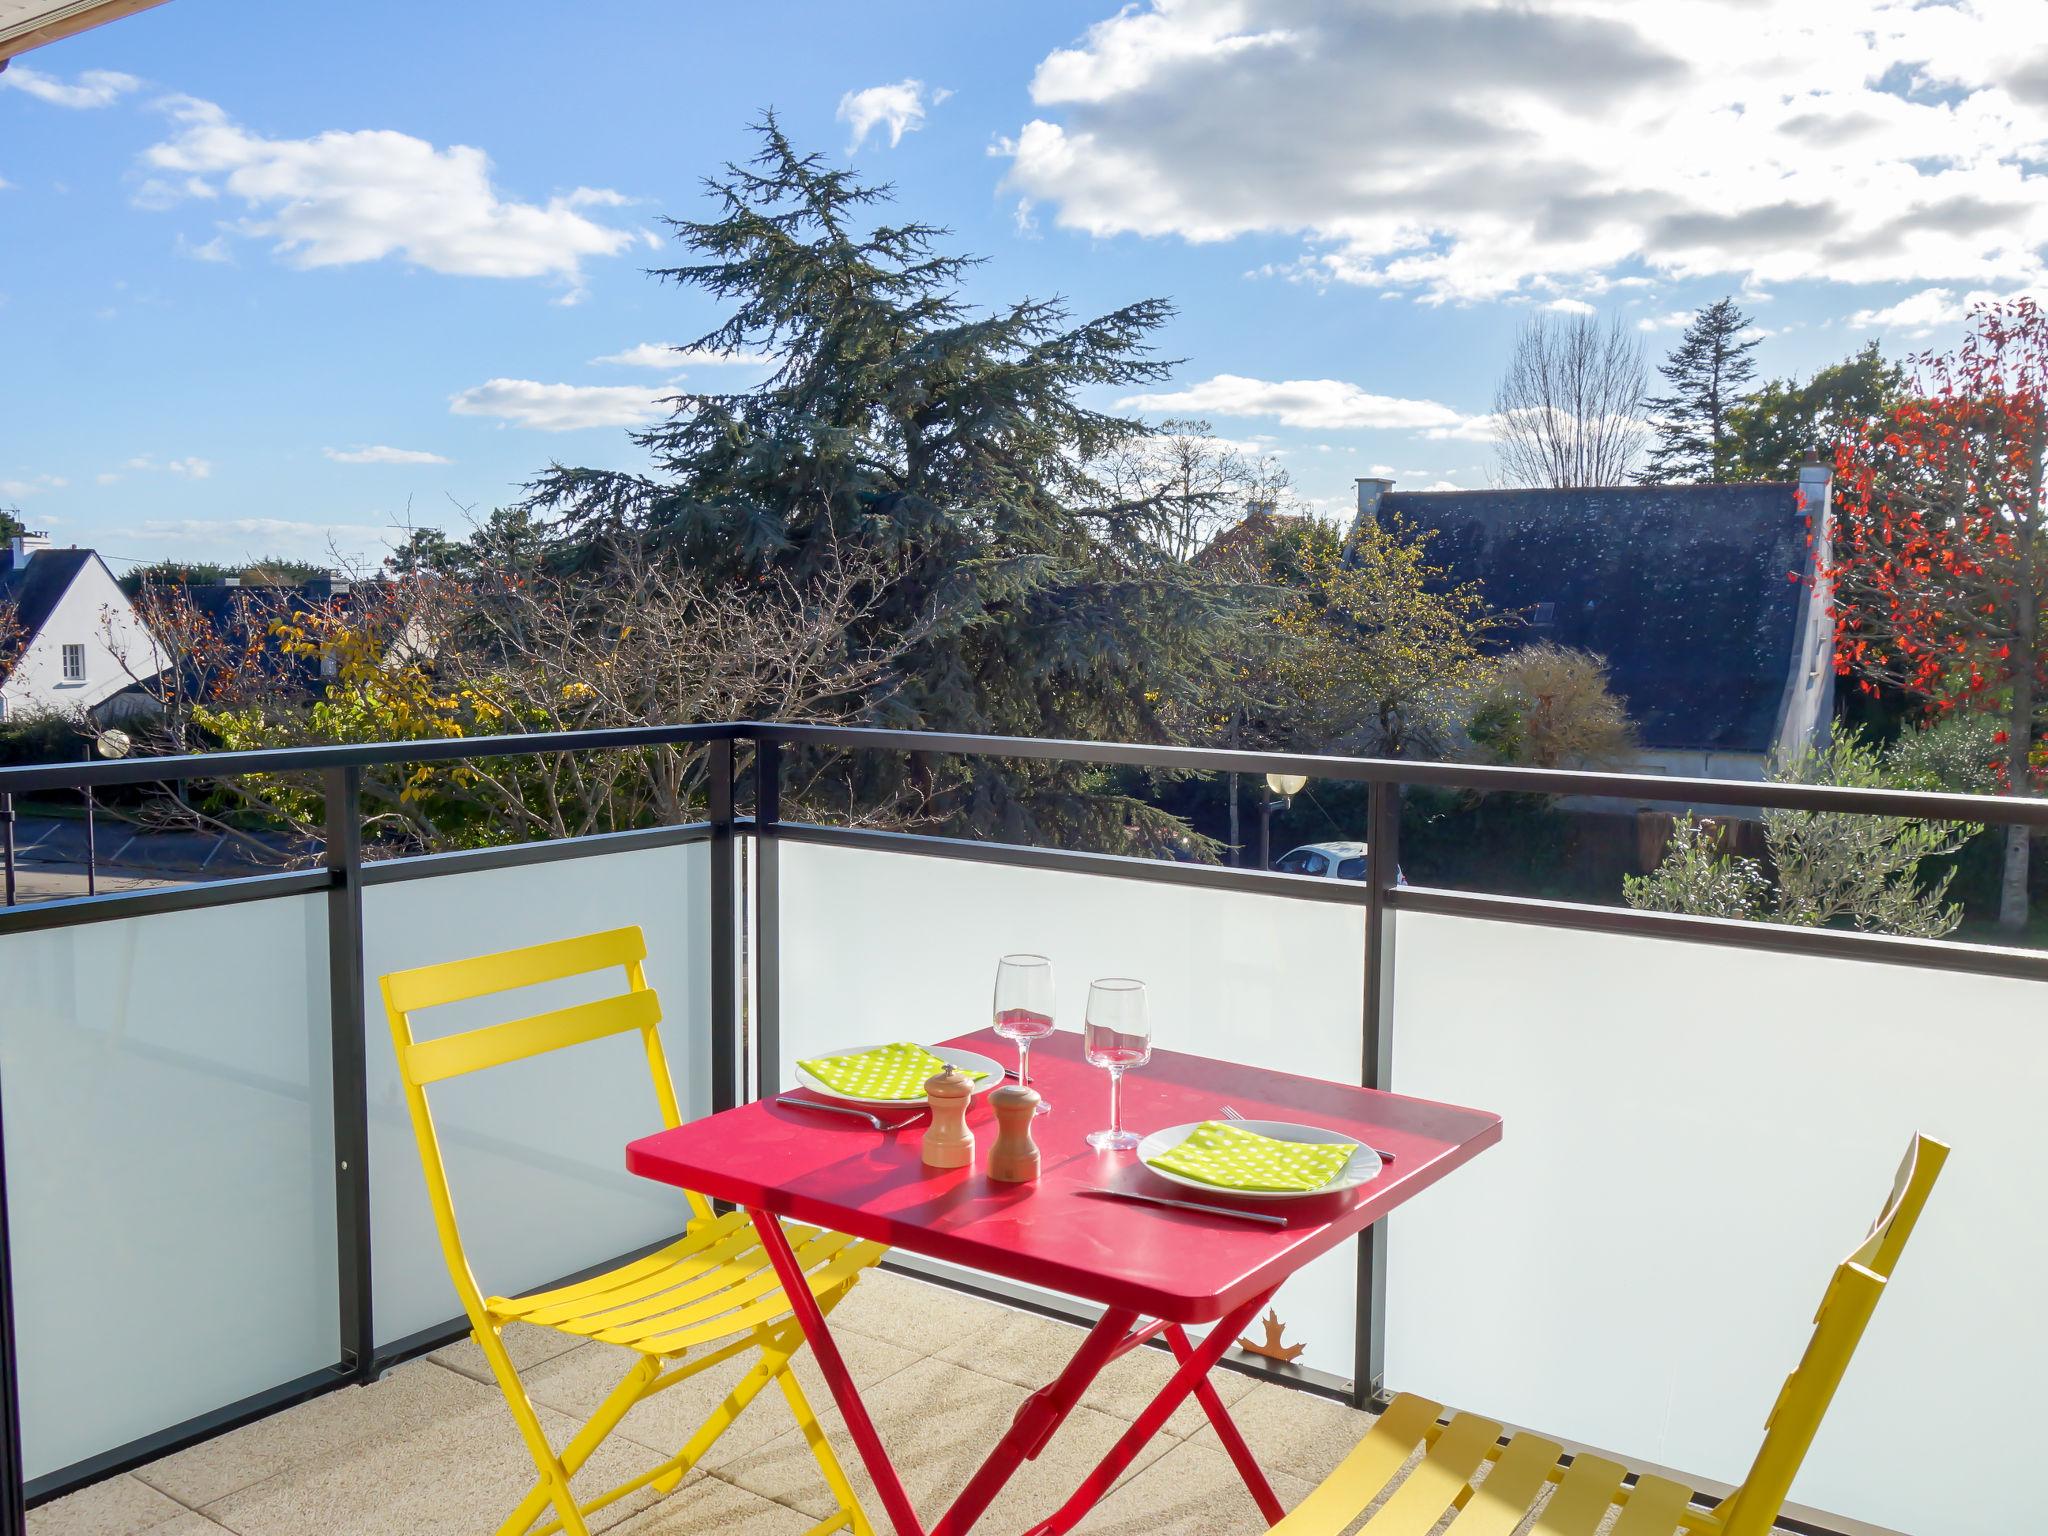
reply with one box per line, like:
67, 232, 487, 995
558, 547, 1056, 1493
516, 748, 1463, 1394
992, 953, 1055, 1115
1083, 978, 1151, 1151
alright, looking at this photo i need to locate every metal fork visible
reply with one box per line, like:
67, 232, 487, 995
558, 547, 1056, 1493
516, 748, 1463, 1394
1221, 1104, 1395, 1162
774, 1096, 924, 1132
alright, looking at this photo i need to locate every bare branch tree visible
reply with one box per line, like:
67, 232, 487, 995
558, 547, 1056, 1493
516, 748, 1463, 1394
1492, 314, 1650, 487
1094, 419, 1291, 561
110, 530, 932, 860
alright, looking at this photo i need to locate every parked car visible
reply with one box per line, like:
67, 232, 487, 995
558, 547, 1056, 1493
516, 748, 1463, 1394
1273, 840, 1403, 884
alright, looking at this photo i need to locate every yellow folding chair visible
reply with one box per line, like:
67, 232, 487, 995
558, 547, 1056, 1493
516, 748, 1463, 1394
381, 925, 885, 1536
1271, 1132, 1947, 1536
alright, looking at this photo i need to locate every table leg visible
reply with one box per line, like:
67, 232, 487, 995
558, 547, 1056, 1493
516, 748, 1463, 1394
747, 1208, 926, 1536
1164, 1324, 1284, 1524
928, 1307, 1140, 1536
1019, 1289, 1276, 1536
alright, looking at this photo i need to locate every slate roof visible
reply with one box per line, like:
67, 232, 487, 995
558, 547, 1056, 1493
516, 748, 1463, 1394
0, 548, 96, 639
1378, 483, 1817, 753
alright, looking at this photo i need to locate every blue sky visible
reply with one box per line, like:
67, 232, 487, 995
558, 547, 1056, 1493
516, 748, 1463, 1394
3, 0, 2042, 568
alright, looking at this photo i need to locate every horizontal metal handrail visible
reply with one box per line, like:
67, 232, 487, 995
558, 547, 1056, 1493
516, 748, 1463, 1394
742, 722, 2048, 828
0, 722, 736, 794
2, 717, 2041, 828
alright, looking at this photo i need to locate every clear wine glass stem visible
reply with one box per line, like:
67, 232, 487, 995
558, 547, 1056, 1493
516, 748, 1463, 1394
1017, 1037, 1032, 1089
1107, 1065, 1123, 1138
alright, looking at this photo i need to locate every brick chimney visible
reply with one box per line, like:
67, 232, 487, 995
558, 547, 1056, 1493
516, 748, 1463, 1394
1349, 477, 1394, 542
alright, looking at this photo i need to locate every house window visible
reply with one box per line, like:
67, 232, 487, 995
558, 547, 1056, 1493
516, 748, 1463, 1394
61, 644, 86, 683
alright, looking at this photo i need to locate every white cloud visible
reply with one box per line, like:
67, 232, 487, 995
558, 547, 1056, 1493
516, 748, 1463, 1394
1, 66, 141, 109
324, 445, 452, 465
1544, 297, 1596, 315
1120, 373, 1472, 432
838, 79, 945, 151
0, 473, 67, 496
96, 473, 120, 486
449, 378, 670, 431
118, 453, 213, 478
588, 342, 777, 369
1844, 285, 2005, 334
135, 96, 636, 295
1637, 309, 1696, 331
174, 232, 233, 263
1421, 414, 1504, 443
1000, 0, 2048, 302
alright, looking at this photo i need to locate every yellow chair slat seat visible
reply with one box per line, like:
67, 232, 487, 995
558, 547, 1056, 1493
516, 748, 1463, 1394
382, 925, 882, 1536
489, 1210, 887, 1355
1272, 1134, 1946, 1536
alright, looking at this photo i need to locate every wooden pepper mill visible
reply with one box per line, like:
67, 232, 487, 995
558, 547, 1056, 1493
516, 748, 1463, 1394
987, 1082, 1042, 1183
921, 1066, 976, 1168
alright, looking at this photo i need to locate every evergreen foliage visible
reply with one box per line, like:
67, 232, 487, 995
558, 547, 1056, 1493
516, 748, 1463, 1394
1640, 297, 1762, 483
521, 118, 1250, 845
116, 557, 332, 597
1626, 732, 1980, 937
1725, 342, 1907, 481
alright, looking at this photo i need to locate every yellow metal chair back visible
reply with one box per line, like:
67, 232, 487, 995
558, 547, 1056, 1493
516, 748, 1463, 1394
1270, 1133, 1948, 1536
381, 925, 713, 1338
382, 926, 881, 1536
1714, 1132, 1947, 1536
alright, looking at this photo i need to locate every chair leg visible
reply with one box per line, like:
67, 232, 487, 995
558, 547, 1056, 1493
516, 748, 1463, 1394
774, 1351, 875, 1536
497, 1348, 662, 1536
469, 1324, 601, 1536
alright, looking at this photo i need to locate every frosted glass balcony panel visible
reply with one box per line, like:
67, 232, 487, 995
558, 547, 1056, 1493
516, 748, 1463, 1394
0, 896, 338, 1479
361, 842, 713, 1346
1386, 910, 2046, 1536
775, 841, 1368, 1378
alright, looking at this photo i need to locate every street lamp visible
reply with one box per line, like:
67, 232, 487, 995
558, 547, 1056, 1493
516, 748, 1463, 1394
1258, 771, 1308, 871
84, 728, 131, 897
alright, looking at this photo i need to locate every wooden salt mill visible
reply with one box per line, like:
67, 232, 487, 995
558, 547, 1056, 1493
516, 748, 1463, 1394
987, 1082, 1041, 1183
921, 1066, 976, 1168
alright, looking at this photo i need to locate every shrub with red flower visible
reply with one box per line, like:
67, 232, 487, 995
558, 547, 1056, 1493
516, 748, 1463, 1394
1827, 298, 2048, 930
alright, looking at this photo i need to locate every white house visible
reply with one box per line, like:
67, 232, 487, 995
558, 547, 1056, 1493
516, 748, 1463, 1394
0, 533, 165, 722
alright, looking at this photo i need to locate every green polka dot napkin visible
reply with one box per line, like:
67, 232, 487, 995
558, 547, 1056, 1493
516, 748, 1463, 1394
797, 1042, 990, 1101
1145, 1121, 1359, 1193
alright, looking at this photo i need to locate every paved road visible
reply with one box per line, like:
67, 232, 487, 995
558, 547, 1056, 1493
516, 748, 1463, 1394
7, 865, 177, 903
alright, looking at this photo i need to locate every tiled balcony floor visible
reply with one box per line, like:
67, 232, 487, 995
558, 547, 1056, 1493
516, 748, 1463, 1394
27, 1268, 1777, 1536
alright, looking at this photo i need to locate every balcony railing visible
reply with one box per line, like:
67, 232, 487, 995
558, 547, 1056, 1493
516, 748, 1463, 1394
1, 723, 2041, 1536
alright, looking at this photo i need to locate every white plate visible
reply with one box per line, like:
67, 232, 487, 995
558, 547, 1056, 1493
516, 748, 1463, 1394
792, 1043, 1008, 1106
1136, 1119, 1382, 1202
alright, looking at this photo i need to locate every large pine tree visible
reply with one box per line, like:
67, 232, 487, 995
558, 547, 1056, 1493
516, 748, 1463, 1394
1640, 297, 1762, 483
523, 119, 1248, 846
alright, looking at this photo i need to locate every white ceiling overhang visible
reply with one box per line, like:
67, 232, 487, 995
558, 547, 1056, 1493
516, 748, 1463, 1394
0, 0, 168, 63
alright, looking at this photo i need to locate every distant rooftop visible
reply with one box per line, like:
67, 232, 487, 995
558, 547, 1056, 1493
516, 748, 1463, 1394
1372, 481, 1824, 754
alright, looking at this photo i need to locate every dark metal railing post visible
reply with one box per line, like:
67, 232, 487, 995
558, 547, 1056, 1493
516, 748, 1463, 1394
708, 738, 738, 1115
1353, 776, 1400, 1408
1, 794, 14, 907
323, 767, 375, 1383
753, 737, 782, 1105
0, 1062, 27, 1536
81, 752, 96, 898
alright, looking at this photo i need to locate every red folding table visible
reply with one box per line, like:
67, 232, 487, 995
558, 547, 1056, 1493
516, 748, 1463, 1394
626, 1028, 1500, 1536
